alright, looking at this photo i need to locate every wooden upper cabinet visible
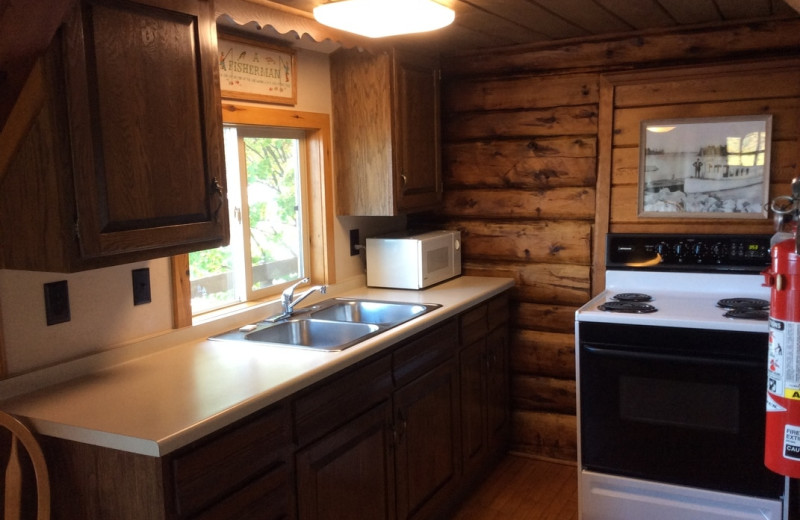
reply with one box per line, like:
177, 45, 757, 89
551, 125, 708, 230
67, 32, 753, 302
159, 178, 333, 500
63, 0, 227, 259
0, 0, 228, 271
331, 48, 441, 216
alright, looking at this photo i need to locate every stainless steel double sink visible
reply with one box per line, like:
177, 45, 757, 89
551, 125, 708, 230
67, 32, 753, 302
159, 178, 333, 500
210, 298, 441, 352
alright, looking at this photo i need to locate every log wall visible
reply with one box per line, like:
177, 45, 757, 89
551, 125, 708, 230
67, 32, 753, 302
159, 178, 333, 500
412, 18, 800, 461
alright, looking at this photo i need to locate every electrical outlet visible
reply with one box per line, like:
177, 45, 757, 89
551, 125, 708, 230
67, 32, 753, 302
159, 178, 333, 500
132, 268, 151, 306
350, 229, 360, 256
44, 280, 70, 326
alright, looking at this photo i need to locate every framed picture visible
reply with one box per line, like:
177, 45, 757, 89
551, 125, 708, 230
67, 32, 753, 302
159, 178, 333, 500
218, 33, 297, 105
638, 115, 771, 218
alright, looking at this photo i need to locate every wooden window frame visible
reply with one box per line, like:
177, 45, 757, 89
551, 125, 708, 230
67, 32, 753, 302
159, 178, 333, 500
171, 104, 336, 327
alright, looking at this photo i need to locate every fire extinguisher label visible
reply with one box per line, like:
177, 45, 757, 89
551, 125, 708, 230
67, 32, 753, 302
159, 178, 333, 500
768, 318, 800, 399
767, 394, 786, 412
784, 424, 800, 459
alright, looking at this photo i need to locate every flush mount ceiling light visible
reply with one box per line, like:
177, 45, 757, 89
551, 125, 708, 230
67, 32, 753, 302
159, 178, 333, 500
313, 0, 455, 38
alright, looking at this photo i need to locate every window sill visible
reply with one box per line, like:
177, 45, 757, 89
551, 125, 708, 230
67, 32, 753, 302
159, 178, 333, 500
191, 298, 283, 328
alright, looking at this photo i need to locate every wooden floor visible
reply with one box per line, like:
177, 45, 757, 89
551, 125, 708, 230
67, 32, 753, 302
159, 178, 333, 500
450, 455, 579, 520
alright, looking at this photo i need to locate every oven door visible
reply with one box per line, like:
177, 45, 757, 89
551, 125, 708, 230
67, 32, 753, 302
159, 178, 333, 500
579, 322, 783, 499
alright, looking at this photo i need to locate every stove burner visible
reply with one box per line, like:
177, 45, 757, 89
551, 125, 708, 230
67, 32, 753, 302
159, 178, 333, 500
612, 293, 653, 302
717, 298, 770, 311
598, 301, 658, 313
724, 309, 770, 321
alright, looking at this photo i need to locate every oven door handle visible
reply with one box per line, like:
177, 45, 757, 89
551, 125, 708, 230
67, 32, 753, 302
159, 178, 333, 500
582, 345, 762, 369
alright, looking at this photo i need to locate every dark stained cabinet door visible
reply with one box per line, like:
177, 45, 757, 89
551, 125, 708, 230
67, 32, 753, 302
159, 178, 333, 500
393, 54, 441, 213
459, 336, 488, 476
394, 359, 460, 520
296, 403, 396, 520
486, 325, 510, 450
62, 0, 227, 259
459, 295, 510, 478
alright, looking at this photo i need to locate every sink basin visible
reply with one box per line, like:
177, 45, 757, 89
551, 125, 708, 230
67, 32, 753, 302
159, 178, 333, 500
309, 299, 435, 325
210, 298, 440, 352
245, 319, 379, 351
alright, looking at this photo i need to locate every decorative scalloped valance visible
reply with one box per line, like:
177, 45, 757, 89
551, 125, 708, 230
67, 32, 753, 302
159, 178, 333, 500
215, 0, 393, 54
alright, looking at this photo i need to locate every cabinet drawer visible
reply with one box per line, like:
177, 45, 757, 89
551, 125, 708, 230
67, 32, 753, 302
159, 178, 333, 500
393, 319, 458, 387
171, 402, 291, 517
460, 304, 488, 345
294, 354, 393, 447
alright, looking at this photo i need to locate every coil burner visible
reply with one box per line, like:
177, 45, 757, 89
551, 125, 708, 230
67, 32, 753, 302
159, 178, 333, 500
717, 298, 770, 321
612, 293, 653, 302
598, 301, 658, 313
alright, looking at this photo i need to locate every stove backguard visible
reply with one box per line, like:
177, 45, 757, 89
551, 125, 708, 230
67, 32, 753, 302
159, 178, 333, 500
606, 233, 770, 273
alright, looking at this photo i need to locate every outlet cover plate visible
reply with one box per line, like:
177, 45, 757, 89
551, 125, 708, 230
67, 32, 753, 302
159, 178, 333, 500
44, 280, 70, 326
350, 229, 359, 256
132, 268, 151, 306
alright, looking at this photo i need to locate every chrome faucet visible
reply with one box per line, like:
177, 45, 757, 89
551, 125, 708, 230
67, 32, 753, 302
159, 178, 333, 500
269, 277, 327, 321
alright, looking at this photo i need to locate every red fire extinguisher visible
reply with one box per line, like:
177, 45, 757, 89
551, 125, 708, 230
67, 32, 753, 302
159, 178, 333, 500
764, 236, 800, 477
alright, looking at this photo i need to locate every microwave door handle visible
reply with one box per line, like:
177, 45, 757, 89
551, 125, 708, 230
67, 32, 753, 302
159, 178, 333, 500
581, 345, 762, 370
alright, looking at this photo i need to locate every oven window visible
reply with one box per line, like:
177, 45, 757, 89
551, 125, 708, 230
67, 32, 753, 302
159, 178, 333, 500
620, 376, 739, 433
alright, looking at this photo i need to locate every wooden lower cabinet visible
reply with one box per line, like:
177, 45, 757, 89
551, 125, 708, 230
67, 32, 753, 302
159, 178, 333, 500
296, 403, 396, 520
39, 293, 510, 519
295, 294, 510, 520
42, 402, 294, 520
394, 359, 460, 520
460, 294, 511, 477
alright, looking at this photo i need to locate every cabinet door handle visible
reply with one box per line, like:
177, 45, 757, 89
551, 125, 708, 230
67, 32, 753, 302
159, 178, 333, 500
396, 410, 408, 442
400, 173, 407, 188
211, 177, 224, 223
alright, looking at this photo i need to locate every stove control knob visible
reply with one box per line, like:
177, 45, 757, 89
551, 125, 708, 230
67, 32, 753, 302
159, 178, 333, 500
711, 242, 728, 263
673, 242, 688, 260
655, 242, 670, 259
692, 242, 706, 263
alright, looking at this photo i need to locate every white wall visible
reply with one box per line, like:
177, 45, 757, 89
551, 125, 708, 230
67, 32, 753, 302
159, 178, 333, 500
0, 47, 404, 376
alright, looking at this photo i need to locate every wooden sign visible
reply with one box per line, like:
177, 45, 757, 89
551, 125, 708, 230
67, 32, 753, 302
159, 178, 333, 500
218, 34, 297, 105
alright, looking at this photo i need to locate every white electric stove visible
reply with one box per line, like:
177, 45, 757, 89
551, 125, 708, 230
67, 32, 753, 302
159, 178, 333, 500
575, 233, 786, 520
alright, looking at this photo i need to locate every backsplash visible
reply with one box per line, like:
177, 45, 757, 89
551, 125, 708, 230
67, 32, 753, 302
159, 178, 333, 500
0, 259, 172, 375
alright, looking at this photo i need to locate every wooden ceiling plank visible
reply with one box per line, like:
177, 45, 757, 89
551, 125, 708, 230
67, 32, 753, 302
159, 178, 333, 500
532, 0, 635, 34
463, 0, 589, 39
593, 0, 678, 29
393, 25, 520, 56
452, 7, 555, 43
656, 0, 722, 24
716, 0, 771, 19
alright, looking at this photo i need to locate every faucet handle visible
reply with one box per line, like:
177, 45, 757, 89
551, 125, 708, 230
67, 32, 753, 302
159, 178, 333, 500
284, 277, 309, 293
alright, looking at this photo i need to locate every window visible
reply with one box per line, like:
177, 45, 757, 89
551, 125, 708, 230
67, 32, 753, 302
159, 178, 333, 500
189, 126, 309, 314
170, 105, 335, 324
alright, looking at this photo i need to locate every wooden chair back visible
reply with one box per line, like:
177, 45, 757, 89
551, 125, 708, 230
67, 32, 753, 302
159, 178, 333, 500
1, 411, 49, 520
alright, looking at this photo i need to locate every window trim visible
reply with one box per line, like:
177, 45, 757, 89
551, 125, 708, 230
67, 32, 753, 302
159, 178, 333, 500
171, 104, 337, 328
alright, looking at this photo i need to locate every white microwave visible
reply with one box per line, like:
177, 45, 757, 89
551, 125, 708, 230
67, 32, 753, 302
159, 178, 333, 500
366, 230, 462, 289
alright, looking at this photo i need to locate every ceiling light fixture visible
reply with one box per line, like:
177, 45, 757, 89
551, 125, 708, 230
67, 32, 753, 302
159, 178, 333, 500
313, 0, 455, 38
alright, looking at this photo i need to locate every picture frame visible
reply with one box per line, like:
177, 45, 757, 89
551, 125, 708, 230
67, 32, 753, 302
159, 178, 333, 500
638, 115, 772, 218
218, 33, 297, 106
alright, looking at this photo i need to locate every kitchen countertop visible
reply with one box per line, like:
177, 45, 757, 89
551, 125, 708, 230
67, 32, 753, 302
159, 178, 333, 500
0, 276, 513, 457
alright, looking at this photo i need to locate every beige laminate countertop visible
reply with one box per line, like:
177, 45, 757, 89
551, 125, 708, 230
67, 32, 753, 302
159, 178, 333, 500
0, 276, 513, 457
